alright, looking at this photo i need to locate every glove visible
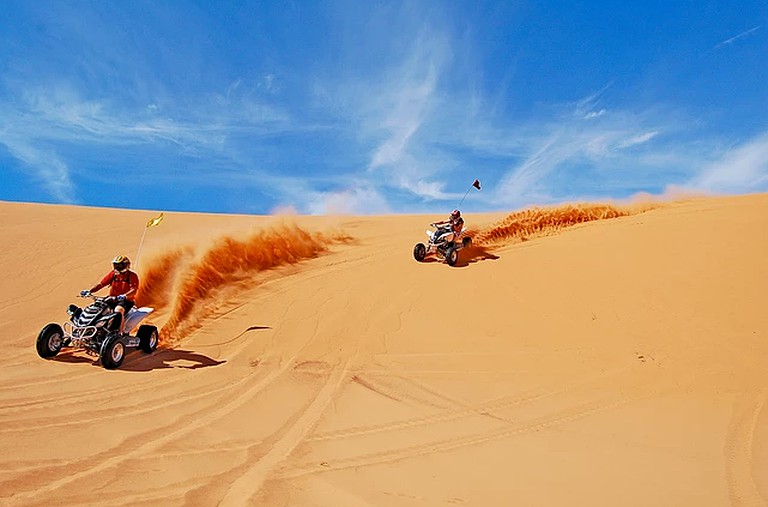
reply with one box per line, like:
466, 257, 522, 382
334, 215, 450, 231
116, 294, 126, 302
80, 290, 91, 297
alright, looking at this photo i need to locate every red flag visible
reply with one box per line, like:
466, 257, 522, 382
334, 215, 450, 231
472, 179, 481, 190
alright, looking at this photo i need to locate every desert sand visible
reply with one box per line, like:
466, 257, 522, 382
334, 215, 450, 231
1, 194, 767, 506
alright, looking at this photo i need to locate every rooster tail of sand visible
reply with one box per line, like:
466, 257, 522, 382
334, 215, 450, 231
473, 202, 657, 246
136, 222, 352, 345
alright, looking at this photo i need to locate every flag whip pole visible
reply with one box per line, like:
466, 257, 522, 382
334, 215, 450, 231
457, 187, 473, 209
135, 227, 149, 270
457, 179, 481, 209
135, 212, 164, 270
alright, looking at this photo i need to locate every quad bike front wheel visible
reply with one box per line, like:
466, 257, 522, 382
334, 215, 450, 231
36, 323, 64, 359
137, 325, 159, 354
100, 335, 126, 370
445, 246, 459, 266
413, 243, 427, 262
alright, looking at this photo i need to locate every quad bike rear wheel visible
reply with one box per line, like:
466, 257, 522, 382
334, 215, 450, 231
413, 243, 427, 262
462, 237, 472, 249
100, 335, 126, 370
137, 325, 159, 353
36, 323, 64, 359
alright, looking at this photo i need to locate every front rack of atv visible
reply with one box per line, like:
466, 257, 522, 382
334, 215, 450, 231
62, 321, 100, 350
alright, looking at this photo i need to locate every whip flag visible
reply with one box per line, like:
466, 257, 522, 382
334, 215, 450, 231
458, 179, 482, 208
136, 212, 165, 269
146, 212, 164, 228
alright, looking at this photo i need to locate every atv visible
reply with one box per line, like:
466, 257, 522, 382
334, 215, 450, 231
36, 295, 158, 369
413, 223, 472, 266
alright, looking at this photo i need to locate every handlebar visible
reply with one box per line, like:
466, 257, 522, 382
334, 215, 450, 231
78, 293, 114, 303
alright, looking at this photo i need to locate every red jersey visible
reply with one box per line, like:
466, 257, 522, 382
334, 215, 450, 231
451, 216, 464, 234
97, 270, 139, 300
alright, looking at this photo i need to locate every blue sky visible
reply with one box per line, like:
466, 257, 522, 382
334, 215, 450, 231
1, 0, 767, 215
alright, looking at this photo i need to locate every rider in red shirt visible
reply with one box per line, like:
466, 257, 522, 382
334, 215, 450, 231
81, 255, 139, 336
433, 209, 465, 244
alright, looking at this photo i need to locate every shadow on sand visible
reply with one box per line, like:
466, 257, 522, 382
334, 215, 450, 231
123, 324, 273, 370
122, 348, 226, 371
416, 246, 500, 267
48, 325, 272, 371
51, 350, 102, 366
454, 246, 500, 268
51, 348, 225, 371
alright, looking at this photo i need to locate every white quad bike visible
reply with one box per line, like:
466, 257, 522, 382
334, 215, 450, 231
413, 223, 472, 266
36, 294, 158, 369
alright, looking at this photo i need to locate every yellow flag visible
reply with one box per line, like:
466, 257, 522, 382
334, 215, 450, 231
146, 212, 164, 228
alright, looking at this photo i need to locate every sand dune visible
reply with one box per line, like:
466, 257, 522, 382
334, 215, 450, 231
1, 194, 767, 506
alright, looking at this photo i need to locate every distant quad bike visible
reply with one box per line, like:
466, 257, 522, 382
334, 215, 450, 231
413, 223, 472, 266
36, 295, 158, 369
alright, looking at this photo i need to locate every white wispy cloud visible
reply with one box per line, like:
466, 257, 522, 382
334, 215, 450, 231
714, 25, 762, 49
403, 179, 451, 200
257, 74, 278, 94
366, 56, 441, 171
574, 82, 614, 116
12, 86, 222, 147
584, 109, 607, 119
0, 136, 76, 203
0, 81, 299, 202
304, 185, 391, 215
490, 97, 672, 206
357, 26, 451, 202
495, 136, 564, 203
689, 131, 768, 192
618, 131, 659, 149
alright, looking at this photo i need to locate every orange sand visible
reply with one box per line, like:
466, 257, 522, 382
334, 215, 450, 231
1, 194, 766, 506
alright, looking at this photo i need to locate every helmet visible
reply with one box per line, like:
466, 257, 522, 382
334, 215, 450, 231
112, 255, 131, 273
450, 209, 461, 220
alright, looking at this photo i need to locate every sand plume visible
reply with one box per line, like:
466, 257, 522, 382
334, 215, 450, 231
138, 222, 352, 344
135, 246, 195, 313
473, 202, 656, 246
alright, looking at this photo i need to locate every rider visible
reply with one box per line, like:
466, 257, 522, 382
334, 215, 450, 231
80, 255, 139, 336
433, 209, 465, 245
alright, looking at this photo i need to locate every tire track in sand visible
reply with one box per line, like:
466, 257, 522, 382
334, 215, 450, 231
4, 355, 296, 505
309, 365, 632, 442
4, 275, 342, 505
724, 389, 768, 507
283, 364, 674, 479
108, 285, 364, 506
0, 364, 195, 419
218, 359, 353, 506
284, 394, 632, 479
0, 361, 259, 435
